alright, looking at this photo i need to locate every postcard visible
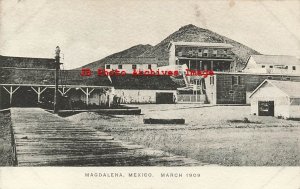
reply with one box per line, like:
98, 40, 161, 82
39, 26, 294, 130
0, 0, 299, 188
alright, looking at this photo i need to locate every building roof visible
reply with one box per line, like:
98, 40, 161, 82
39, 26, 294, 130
0, 68, 112, 86
250, 79, 300, 98
250, 55, 300, 66
103, 57, 158, 65
0, 55, 56, 69
168, 41, 233, 49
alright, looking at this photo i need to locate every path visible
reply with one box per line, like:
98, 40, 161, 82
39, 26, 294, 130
10, 108, 202, 166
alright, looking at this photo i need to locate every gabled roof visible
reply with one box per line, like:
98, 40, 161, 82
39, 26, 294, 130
250, 55, 300, 65
168, 41, 233, 49
250, 79, 300, 98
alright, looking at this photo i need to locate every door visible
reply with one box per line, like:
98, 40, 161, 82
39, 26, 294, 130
258, 101, 274, 116
156, 92, 174, 104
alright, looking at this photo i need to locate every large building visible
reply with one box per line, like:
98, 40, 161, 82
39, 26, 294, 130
242, 55, 300, 74
168, 41, 234, 72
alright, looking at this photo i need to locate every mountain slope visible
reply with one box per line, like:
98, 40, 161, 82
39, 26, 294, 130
140, 24, 260, 70
82, 24, 260, 71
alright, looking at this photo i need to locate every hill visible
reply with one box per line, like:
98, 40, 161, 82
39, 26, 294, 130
82, 24, 260, 70
140, 24, 260, 70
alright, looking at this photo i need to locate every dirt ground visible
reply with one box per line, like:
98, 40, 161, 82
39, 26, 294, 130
67, 104, 300, 166
0, 110, 12, 166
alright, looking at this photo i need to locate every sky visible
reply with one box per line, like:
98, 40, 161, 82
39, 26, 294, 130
0, 0, 300, 69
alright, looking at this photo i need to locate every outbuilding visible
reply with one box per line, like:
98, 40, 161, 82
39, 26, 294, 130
249, 79, 300, 118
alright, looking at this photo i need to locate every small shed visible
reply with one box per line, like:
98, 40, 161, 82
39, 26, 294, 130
249, 80, 300, 118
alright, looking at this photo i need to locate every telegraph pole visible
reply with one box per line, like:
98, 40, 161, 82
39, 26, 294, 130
53, 46, 61, 113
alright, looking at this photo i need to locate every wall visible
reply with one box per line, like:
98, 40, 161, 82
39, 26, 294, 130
289, 98, 300, 118
168, 45, 176, 66
105, 64, 157, 73
66, 88, 112, 106
243, 56, 263, 73
215, 74, 246, 104
265, 66, 300, 74
71, 89, 177, 105
204, 76, 217, 104
115, 89, 176, 104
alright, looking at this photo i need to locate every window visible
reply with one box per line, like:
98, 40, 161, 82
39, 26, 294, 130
210, 76, 214, 85
212, 50, 217, 57
118, 65, 122, 69
238, 76, 241, 85
223, 50, 228, 57
232, 76, 236, 85
267, 76, 273, 79
105, 64, 110, 69
262, 65, 265, 68
148, 64, 152, 69
132, 64, 137, 69
208, 49, 213, 57
231, 76, 240, 85
203, 49, 208, 57
293, 66, 296, 70
178, 52, 183, 56
269, 65, 273, 68
229, 90, 234, 94
286, 77, 291, 80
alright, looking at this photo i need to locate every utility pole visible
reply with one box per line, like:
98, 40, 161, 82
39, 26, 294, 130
195, 79, 198, 103
53, 46, 61, 113
0, 86, 2, 109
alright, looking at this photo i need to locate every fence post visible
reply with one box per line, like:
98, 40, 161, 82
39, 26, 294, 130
9, 113, 18, 166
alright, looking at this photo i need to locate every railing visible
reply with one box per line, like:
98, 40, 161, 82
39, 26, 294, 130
177, 94, 206, 103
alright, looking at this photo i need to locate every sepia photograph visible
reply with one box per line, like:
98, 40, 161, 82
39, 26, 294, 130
0, 0, 299, 188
